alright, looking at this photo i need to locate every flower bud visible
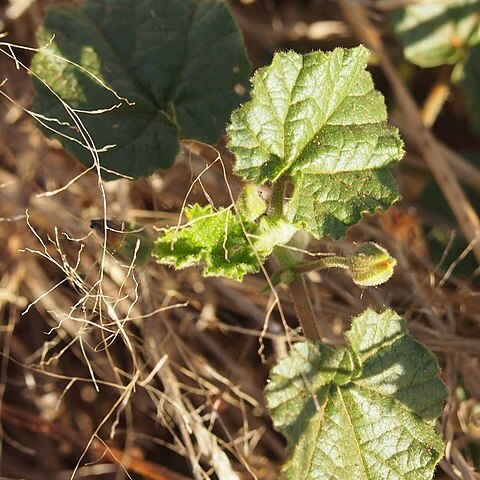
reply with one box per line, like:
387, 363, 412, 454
348, 242, 396, 287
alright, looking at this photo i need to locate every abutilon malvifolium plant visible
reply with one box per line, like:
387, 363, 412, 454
154, 46, 447, 479
30, 0, 448, 477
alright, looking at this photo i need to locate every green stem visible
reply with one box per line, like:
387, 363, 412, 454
282, 255, 349, 342
274, 235, 322, 342
270, 180, 322, 342
270, 176, 287, 216
275, 243, 396, 340
287, 274, 322, 342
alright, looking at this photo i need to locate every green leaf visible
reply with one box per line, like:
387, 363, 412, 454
285, 169, 400, 239
31, 0, 249, 179
390, 1, 480, 135
153, 205, 295, 281
265, 309, 447, 480
227, 46, 403, 238
390, 0, 480, 67
236, 184, 267, 221
255, 215, 297, 254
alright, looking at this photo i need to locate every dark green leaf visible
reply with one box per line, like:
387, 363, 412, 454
31, 0, 249, 179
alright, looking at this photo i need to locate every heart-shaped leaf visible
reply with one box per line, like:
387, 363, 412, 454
227, 46, 404, 238
31, 0, 249, 179
265, 309, 447, 480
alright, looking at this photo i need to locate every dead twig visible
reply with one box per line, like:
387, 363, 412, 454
0, 403, 192, 480
421, 66, 451, 129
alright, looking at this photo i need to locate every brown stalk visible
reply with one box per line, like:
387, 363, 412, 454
420, 66, 451, 129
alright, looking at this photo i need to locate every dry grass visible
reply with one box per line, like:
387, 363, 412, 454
0, 0, 479, 479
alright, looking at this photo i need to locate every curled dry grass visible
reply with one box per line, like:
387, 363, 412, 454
0, 1, 480, 479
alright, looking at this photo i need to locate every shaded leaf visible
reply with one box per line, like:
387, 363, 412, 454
31, 0, 249, 179
265, 309, 447, 480
227, 46, 403, 238
390, 0, 480, 67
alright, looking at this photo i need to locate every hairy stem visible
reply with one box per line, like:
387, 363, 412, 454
270, 176, 287, 216
287, 274, 322, 342
283, 255, 347, 342
293, 256, 349, 275
274, 233, 322, 342
270, 180, 322, 342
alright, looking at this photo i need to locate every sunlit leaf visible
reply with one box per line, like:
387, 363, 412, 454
228, 46, 403, 238
265, 309, 447, 480
153, 205, 296, 281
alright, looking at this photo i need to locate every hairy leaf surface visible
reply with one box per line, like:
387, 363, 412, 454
31, 0, 249, 179
265, 309, 447, 480
228, 46, 403, 238
153, 205, 296, 281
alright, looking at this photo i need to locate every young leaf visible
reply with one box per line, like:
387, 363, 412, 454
255, 215, 298, 254
153, 205, 296, 281
31, 0, 249, 179
265, 309, 447, 480
390, 0, 480, 67
236, 184, 267, 221
227, 46, 404, 239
